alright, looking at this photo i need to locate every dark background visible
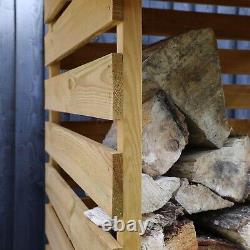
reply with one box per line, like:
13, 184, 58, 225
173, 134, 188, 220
0, 0, 249, 249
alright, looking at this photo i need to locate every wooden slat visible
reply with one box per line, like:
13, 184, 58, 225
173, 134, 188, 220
45, 122, 123, 217
46, 53, 123, 120
45, 0, 123, 65
116, 0, 142, 249
44, 0, 70, 23
154, 0, 250, 7
61, 121, 112, 143
220, 49, 250, 74
142, 8, 250, 40
46, 204, 74, 250
228, 119, 250, 136
46, 164, 122, 250
224, 85, 250, 109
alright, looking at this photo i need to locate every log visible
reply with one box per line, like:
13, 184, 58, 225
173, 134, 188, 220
142, 216, 198, 250
142, 174, 180, 214
85, 174, 180, 217
103, 90, 189, 176
142, 28, 230, 148
174, 179, 234, 214
199, 205, 250, 250
198, 235, 241, 250
169, 137, 250, 202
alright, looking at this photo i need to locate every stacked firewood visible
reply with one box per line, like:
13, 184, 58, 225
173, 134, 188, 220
85, 29, 250, 250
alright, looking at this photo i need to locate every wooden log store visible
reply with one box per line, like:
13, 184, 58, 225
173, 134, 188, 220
44, 0, 250, 250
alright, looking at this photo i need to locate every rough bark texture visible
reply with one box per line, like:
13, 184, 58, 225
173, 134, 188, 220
142, 202, 198, 250
198, 235, 240, 250
142, 28, 230, 148
174, 179, 234, 214
199, 205, 250, 250
170, 137, 250, 202
142, 175, 180, 214
103, 91, 189, 176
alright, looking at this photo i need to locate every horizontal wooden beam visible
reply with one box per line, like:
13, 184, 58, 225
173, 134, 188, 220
46, 165, 122, 250
224, 85, 250, 109
61, 120, 112, 143
45, 0, 123, 65
44, 0, 71, 23
153, 0, 250, 7
46, 54, 123, 120
45, 122, 123, 217
229, 119, 250, 136
142, 8, 250, 40
45, 204, 74, 250
220, 49, 250, 74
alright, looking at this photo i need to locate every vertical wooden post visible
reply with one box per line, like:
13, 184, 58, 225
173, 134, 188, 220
117, 0, 142, 249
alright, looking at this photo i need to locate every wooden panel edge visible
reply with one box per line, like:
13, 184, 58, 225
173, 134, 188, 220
46, 164, 122, 250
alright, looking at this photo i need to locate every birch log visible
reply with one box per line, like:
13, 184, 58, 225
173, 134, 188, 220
170, 137, 250, 202
103, 90, 189, 176
174, 179, 234, 214
142, 28, 230, 148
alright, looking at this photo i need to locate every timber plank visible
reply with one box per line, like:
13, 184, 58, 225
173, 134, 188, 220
142, 8, 250, 40
45, 122, 123, 217
45, 54, 123, 120
229, 119, 250, 136
224, 85, 250, 109
46, 165, 122, 250
155, 0, 250, 7
116, 0, 142, 249
44, 0, 70, 23
220, 49, 250, 74
45, 0, 123, 65
46, 204, 74, 250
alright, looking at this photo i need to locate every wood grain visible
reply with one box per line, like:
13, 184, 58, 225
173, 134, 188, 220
45, 122, 123, 217
45, 204, 74, 250
142, 8, 250, 40
44, 0, 70, 23
14, 1, 44, 249
0, 1, 15, 249
154, 0, 250, 7
45, 53, 123, 120
45, 0, 123, 65
46, 165, 122, 250
220, 49, 250, 74
116, 0, 142, 249
229, 119, 250, 136
224, 85, 250, 109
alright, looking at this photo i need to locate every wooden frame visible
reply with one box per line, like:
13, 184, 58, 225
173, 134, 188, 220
44, 0, 250, 249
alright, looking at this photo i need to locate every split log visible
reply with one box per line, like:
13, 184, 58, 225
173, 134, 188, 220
174, 179, 234, 214
169, 137, 250, 202
85, 202, 198, 249
198, 235, 240, 250
103, 90, 189, 176
142, 28, 230, 148
145, 203, 196, 249
142, 174, 180, 214
199, 205, 250, 250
